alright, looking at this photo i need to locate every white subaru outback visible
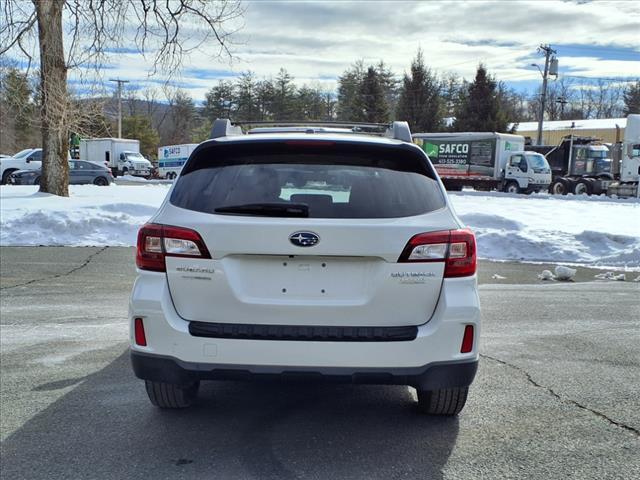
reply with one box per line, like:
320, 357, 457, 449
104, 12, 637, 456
130, 120, 479, 415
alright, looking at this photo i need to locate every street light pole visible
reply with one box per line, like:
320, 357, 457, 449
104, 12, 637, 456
109, 78, 130, 138
534, 45, 557, 146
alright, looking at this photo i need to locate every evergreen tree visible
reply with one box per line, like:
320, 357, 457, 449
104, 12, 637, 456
235, 72, 261, 121
122, 115, 160, 158
337, 60, 366, 121
202, 80, 235, 121
0, 68, 36, 150
169, 90, 198, 143
396, 49, 442, 132
358, 66, 390, 123
623, 81, 640, 115
376, 60, 399, 118
272, 68, 297, 120
453, 64, 508, 132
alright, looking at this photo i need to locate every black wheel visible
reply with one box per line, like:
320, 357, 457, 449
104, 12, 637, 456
122, 167, 128, 175
504, 181, 520, 194
550, 178, 569, 195
417, 387, 469, 415
93, 176, 108, 186
144, 380, 199, 409
574, 179, 593, 195
33, 176, 41, 185
1, 169, 17, 185
167, 172, 175, 180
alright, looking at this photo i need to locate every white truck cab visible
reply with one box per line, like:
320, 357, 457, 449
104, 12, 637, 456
119, 150, 152, 177
503, 151, 552, 194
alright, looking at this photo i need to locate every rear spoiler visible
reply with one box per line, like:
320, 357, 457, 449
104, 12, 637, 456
209, 119, 413, 143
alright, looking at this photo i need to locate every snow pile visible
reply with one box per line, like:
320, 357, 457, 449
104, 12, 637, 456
450, 191, 640, 269
538, 270, 556, 281
0, 185, 169, 246
1, 186, 639, 269
594, 272, 627, 281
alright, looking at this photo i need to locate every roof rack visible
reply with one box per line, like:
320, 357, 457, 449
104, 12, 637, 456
208, 119, 412, 143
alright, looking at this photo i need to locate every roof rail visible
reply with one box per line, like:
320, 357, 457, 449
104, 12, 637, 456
208, 119, 413, 142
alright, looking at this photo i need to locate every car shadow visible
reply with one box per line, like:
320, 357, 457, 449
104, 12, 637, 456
2, 351, 460, 479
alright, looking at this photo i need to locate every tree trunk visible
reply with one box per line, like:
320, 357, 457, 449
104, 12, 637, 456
35, 0, 69, 196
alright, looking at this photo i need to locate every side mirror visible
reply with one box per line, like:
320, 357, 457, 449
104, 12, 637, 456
25, 157, 31, 163
120, 153, 125, 160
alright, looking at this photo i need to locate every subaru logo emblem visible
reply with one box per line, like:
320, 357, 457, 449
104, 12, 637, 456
289, 231, 320, 247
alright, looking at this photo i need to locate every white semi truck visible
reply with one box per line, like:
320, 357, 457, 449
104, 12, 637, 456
157, 143, 198, 179
79, 138, 152, 177
413, 132, 552, 193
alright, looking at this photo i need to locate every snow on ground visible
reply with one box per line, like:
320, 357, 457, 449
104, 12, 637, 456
1, 185, 639, 269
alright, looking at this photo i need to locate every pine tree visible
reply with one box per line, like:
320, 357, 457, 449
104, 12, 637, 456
623, 81, 640, 115
235, 72, 261, 121
453, 64, 508, 132
396, 49, 442, 132
169, 90, 198, 144
0, 68, 36, 151
358, 66, 390, 123
272, 68, 297, 120
337, 60, 366, 121
202, 81, 235, 121
122, 115, 160, 158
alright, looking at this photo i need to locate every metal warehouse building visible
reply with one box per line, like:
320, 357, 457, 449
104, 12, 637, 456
512, 118, 627, 145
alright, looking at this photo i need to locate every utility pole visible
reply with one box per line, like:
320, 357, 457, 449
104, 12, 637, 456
109, 78, 130, 138
533, 45, 557, 145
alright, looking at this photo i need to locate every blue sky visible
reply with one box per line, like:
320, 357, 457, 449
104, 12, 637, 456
4, 0, 640, 102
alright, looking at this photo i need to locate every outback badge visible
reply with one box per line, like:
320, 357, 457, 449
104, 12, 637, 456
289, 231, 320, 247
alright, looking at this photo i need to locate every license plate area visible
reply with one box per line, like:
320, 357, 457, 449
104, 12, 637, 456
223, 255, 381, 301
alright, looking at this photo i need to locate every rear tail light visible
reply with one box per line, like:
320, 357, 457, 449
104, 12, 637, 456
398, 228, 476, 278
460, 325, 474, 353
136, 224, 211, 272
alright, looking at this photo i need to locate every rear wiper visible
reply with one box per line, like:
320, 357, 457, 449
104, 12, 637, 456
214, 202, 309, 217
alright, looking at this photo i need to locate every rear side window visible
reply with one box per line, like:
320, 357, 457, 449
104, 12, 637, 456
170, 142, 445, 219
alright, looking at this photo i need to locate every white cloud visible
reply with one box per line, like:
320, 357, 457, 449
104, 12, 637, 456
5, 0, 640, 100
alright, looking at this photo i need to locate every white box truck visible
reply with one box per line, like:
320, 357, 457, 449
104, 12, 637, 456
79, 138, 152, 177
413, 132, 552, 193
157, 143, 199, 179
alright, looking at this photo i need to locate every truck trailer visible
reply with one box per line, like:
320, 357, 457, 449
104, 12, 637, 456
157, 143, 198, 179
413, 132, 552, 193
79, 138, 152, 177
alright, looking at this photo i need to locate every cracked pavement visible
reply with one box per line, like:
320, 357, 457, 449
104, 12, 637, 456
1, 246, 639, 479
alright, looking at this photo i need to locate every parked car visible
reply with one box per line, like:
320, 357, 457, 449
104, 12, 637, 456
130, 120, 480, 415
7, 160, 113, 186
0, 148, 42, 184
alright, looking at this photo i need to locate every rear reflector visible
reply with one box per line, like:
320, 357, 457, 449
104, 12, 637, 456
398, 228, 477, 278
136, 224, 211, 272
460, 325, 474, 353
134, 318, 147, 346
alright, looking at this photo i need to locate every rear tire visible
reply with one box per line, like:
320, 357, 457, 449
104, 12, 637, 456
417, 387, 469, 415
574, 179, 593, 195
144, 380, 199, 408
93, 176, 108, 186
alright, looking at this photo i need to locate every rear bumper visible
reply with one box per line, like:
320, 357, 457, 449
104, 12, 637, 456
131, 350, 478, 390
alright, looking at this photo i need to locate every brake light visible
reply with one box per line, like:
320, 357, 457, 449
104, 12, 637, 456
398, 228, 476, 278
136, 224, 211, 272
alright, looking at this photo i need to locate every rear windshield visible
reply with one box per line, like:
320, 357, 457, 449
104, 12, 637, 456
170, 145, 445, 219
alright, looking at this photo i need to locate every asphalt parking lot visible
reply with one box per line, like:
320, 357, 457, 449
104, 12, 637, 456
1, 246, 639, 479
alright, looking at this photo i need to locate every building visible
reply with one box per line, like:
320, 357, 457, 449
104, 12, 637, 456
511, 118, 627, 145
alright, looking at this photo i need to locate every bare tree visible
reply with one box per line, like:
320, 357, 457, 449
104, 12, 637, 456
1, 0, 243, 196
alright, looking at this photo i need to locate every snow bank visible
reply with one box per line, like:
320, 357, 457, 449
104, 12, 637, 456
450, 191, 640, 269
1, 185, 639, 269
0, 185, 169, 246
